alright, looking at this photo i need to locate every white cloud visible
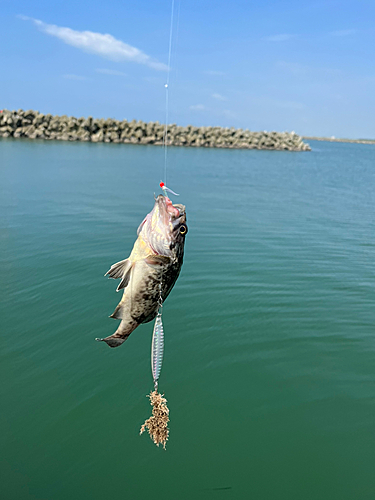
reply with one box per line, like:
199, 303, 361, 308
221, 109, 237, 119
20, 16, 168, 71
203, 70, 225, 76
190, 104, 205, 111
274, 100, 306, 110
63, 74, 86, 80
263, 34, 296, 42
143, 76, 164, 84
330, 29, 356, 37
276, 60, 342, 77
212, 93, 227, 101
96, 68, 127, 76
276, 61, 309, 76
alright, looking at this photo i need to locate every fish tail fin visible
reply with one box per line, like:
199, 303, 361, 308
95, 319, 139, 348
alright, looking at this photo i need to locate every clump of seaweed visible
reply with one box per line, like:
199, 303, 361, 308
140, 390, 169, 449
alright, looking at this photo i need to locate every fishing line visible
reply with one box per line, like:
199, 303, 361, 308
163, 0, 175, 187
141, 0, 180, 449
172, 0, 182, 89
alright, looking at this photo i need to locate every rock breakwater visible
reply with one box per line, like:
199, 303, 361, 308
0, 109, 311, 151
303, 136, 375, 145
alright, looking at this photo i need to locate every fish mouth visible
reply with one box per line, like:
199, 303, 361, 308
142, 195, 186, 256
156, 194, 181, 218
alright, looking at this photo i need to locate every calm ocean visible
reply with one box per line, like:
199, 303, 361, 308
1, 138, 375, 499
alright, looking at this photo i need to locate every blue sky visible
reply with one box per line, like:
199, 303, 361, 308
2, 0, 375, 138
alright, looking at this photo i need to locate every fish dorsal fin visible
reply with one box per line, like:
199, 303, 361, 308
145, 255, 171, 267
109, 301, 125, 320
105, 259, 133, 291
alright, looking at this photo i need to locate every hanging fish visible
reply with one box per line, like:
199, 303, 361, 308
97, 194, 188, 348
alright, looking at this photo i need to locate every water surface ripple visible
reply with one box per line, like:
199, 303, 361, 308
1, 139, 375, 499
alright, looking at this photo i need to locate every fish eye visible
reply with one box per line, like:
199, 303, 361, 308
179, 224, 187, 235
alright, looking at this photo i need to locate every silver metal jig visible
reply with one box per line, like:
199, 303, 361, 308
151, 282, 165, 390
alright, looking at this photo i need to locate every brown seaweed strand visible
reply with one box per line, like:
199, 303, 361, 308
140, 390, 170, 449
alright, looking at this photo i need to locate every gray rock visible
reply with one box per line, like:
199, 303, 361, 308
0, 108, 311, 151
91, 130, 104, 142
0, 125, 14, 137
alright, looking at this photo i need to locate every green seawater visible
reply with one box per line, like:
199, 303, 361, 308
1, 138, 375, 499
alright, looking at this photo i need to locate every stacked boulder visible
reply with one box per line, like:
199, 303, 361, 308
0, 109, 311, 151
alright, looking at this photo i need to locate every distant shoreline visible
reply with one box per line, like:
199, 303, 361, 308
303, 136, 375, 145
0, 109, 311, 152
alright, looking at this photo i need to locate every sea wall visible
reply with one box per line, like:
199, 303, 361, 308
303, 136, 375, 145
0, 109, 311, 151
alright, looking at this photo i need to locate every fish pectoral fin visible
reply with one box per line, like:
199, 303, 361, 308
116, 264, 133, 292
105, 258, 133, 291
105, 258, 132, 280
145, 255, 171, 267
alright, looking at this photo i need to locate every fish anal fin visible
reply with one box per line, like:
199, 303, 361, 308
105, 258, 132, 280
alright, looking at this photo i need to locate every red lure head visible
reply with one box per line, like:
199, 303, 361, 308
159, 182, 179, 197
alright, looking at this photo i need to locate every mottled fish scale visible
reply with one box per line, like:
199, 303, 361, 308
97, 195, 187, 348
